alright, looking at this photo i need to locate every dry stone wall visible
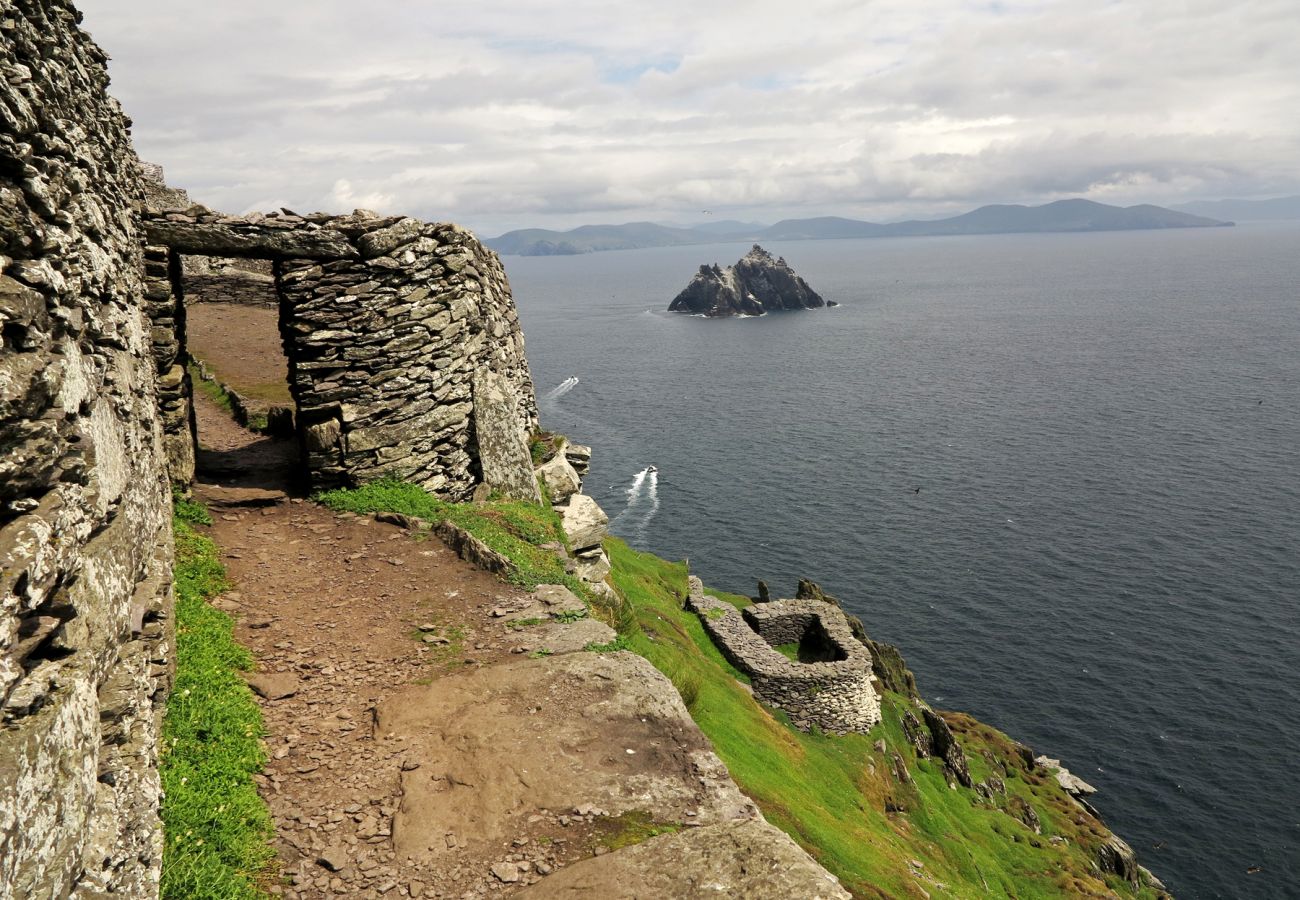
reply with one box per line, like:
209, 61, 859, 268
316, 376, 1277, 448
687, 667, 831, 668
2, 2, 174, 896
141, 208, 539, 499
686, 579, 881, 734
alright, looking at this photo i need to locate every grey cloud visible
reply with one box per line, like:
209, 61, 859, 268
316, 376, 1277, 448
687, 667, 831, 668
77, 0, 1300, 234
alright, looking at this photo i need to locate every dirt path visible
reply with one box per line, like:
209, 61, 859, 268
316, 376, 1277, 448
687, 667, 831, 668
193, 390, 544, 896
188, 391, 844, 900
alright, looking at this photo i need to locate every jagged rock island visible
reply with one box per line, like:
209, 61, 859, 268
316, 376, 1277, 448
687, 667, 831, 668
668, 244, 837, 316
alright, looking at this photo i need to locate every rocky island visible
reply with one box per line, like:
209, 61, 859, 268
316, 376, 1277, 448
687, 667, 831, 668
668, 244, 836, 316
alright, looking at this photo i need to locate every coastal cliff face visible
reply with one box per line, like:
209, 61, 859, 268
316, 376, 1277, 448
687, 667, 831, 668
1, 1, 174, 895
668, 244, 833, 316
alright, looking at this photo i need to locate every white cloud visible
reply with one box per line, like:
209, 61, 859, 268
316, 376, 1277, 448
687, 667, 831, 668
77, 0, 1300, 234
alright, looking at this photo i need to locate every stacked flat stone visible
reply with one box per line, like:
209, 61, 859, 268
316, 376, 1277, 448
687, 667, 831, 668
140, 207, 539, 500
685, 578, 881, 734
2, 2, 174, 895
141, 244, 196, 484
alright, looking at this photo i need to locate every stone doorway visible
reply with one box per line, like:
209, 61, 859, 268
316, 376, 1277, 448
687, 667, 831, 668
141, 207, 542, 502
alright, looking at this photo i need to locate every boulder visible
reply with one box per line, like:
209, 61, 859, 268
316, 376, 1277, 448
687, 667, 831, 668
559, 494, 608, 551
573, 548, 611, 583
535, 452, 581, 503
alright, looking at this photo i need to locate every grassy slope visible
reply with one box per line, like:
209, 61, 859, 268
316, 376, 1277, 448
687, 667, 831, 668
314, 479, 597, 604
606, 538, 1153, 899
303, 480, 1153, 899
162, 501, 274, 899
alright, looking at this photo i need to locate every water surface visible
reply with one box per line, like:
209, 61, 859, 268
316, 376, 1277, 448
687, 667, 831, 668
506, 223, 1300, 899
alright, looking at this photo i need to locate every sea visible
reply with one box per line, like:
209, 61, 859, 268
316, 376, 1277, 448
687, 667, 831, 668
502, 222, 1300, 899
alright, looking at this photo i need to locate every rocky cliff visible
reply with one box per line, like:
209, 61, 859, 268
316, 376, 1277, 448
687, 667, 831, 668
1, 1, 174, 895
668, 244, 835, 316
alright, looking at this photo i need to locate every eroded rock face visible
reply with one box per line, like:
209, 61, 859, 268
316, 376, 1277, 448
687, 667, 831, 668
1, 3, 173, 895
668, 245, 834, 317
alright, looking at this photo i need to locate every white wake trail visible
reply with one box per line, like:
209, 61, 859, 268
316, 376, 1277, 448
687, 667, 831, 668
545, 376, 579, 400
612, 468, 651, 529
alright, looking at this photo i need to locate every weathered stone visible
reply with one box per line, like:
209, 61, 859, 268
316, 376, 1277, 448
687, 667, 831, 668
244, 672, 299, 700
529, 584, 587, 618
471, 370, 542, 504
922, 708, 973, 788
521, 618, 616, 654
558, 494, 609, 552
515, 819, 851, 899
535, 451, 581, 503
573, 548, 611, 583
685, 579, 881, 734
1, 5, 173, 895
142, 217, 358, 260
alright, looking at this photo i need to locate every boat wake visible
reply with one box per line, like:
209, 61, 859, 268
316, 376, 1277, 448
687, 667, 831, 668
612, 466, 660, 539
545, 376, 579, 400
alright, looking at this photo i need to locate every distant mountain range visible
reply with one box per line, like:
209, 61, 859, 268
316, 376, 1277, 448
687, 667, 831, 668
1171, 195, 1300, 221
487, 199, 1231, 256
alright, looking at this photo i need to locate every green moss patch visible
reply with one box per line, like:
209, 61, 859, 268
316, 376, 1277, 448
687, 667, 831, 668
162, 509, 274, 899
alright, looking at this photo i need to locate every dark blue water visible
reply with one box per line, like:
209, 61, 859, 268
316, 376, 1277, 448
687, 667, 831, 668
504, 223, 1300, 899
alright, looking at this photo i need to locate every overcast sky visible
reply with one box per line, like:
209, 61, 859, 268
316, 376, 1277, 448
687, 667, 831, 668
78, 0, 1300, 235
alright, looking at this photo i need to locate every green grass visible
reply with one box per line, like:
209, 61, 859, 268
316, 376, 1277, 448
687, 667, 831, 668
773, 641, 801, 662
604, 537, 1156, 899
172, 489, 213, 526
188, 361, 235, 416
313, 478, 599, 606
162, 508, 274, 899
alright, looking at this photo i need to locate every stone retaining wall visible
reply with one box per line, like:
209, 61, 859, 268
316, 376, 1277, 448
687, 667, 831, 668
140, 207, 540, 499
685, 579, 881, 734
2, 2, 174, 895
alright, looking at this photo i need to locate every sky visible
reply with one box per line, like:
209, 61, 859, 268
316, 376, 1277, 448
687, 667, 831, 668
78, 0, 1300, 235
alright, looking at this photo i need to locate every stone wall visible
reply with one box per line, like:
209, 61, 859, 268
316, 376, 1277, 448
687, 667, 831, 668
1, 2, 174, 896
686, 579, 881, 734
141, 244, 196, 485
141, 208, 539, 500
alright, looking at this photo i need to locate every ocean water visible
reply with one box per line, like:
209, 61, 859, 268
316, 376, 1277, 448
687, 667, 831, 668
503, 223, 1300, 899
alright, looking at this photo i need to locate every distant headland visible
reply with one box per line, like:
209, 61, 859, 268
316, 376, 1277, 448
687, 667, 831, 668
488, 198, 1232, 256
669, 245, 834, 317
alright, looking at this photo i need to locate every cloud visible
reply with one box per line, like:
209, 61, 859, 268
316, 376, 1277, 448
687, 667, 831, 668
77, 0, 1300, 234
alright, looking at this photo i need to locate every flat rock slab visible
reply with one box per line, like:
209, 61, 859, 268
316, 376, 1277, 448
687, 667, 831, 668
243, 672, 299, 700
198, 485, 287, 507
531, 584, 587, 617
515, 818, 851, 899
376, 652, 756, 862
514, 619, 617, 655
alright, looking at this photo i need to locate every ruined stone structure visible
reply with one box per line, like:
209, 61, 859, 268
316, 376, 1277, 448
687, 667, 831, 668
686, 578, 881, 734
2, 2, 174, 894
140, 206, 539, 500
